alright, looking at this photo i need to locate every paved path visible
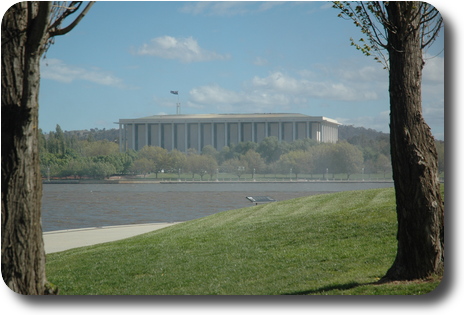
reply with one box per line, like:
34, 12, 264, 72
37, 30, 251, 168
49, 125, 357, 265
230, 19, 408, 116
43, 222, 181, 254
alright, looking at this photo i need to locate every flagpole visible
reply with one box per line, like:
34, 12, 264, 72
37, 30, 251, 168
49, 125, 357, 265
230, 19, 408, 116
170, 90, 180, 115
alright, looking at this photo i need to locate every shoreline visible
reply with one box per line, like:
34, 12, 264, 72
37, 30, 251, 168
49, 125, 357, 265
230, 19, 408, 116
43, 222, 183, 253
43, 179, 395, 184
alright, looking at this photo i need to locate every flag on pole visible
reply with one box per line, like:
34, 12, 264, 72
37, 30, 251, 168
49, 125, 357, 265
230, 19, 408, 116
170, 91, 178, 95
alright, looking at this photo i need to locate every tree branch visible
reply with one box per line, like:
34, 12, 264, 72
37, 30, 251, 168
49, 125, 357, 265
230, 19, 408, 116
49, 1, 95, 37
48, 1, 81, 31
360, 2, 388, 49
419, 4, 443, 49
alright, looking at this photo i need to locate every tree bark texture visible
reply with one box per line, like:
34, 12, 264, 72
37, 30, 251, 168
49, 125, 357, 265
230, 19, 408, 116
385, 2, 444, 280
2, 2, 51, 294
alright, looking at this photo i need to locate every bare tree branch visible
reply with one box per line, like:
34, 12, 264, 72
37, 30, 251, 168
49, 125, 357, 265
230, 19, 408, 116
419, 3, 443, 49
48, 1, 82, 32
48, 1, 95, 37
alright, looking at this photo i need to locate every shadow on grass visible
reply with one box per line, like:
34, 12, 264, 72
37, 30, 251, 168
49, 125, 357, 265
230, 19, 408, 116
284, 281, 371, 295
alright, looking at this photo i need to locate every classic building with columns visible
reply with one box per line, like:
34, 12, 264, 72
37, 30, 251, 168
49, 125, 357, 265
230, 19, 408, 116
117, 113, 340, 152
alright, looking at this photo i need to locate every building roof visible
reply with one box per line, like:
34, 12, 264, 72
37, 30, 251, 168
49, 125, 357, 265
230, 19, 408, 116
142, 113, 307, 119
118, 113, 340, 125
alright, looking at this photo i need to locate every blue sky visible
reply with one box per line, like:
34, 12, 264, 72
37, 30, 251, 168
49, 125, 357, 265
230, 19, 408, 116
34, 1, 445, 139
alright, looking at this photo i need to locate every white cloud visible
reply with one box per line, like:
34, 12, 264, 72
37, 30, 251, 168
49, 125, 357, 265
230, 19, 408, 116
423, 100, 445, 122
423, 55, 444, 83
319, 2, 334, 10
337, 102, 444, 140
250, 70, 381, 102
179, 1, 212, 15
190, 85, 242, 105
180, 1, 284, 16
135, 36, 230, 63
421, 55, 444, 138
253, 57, 268, 66
336, 64, 386, 83
185, 66, 389, 114
258, 1, 287, 12
41, 58, 126, 88
180, 1, 245, 16
336, 111, 390, 134
188, 83, 293, 113
251, 72, 301, 93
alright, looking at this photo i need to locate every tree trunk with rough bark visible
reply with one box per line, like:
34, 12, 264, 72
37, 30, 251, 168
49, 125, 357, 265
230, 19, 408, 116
2, 2, 52, 295
384, 2, 444, 281
2, 1, 93, 294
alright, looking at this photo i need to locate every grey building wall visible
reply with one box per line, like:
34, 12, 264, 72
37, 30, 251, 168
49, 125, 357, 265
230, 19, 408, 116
296, 122, 307, 140
174, 123, 186, 151
188, 123, 199, 151
215, 123, 226, 151
255, 122, 266, 143
119, 113, 340, 152
136, 124, 145, 151
228, 123, 239, 145
268, 122, 279, 139
161, 124, 173, 151
282, 122, 293, 142
201, 123, 212, 149
242, 123, 252, 142
150, 124, 160, 147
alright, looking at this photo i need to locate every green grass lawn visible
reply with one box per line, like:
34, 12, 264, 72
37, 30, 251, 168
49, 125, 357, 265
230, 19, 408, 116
46, 188, 443, 295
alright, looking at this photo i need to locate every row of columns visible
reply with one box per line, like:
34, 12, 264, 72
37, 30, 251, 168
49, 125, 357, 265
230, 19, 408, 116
119, 120, 328, 152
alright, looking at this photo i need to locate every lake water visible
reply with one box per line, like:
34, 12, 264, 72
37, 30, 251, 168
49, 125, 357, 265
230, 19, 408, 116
41, 181, 394, 232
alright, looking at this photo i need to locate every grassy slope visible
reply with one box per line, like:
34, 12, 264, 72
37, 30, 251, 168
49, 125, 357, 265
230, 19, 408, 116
46, 188, 442, 295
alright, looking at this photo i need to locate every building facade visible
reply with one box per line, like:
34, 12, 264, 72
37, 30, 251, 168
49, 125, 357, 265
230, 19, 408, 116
117, 113, 340, 152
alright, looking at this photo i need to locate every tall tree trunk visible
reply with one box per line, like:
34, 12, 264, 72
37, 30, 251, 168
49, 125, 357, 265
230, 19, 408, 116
384, 2, 444, 281
2, 2, 51, 294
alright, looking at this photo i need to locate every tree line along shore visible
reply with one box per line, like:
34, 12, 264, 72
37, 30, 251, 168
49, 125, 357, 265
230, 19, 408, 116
40, 125, 444, 182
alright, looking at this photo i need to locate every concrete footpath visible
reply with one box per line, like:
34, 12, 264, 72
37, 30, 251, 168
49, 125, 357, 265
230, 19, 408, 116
43, 222, 181, 254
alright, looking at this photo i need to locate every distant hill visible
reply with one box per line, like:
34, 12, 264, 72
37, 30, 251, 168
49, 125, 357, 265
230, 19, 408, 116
338, 125, 389, 143
59, 128, 120, 142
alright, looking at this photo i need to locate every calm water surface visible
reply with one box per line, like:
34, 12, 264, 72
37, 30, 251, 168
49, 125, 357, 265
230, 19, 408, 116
41, 182, 393, 232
